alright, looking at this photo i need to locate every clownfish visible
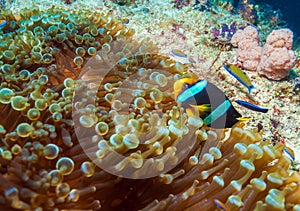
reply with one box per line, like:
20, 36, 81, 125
174, 78, 250, 129
224, 64, 255, 93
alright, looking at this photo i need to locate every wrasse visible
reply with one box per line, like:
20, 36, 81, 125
224, 64, 255, 93
120, 18, 129, 24
0, 20, 7, 27
283, 146, 295, 161
188, 56, 196, 64
170, 49, 197, 65
174, 78, 248, 128
171, 49, 187, 58
214, 199, 229, 211
235, 100, 268, 113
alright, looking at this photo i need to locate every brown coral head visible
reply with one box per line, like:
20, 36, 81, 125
72, 38, 198, 179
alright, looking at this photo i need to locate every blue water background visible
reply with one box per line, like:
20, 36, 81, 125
237, 0, 300, 36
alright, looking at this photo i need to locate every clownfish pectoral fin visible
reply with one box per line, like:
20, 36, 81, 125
190, 104, 211, 114
236, 117, 252, 121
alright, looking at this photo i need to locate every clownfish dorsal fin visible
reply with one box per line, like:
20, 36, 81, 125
179, 77, 199, 84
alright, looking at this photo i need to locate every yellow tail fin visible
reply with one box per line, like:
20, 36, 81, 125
236, 117, 252, 121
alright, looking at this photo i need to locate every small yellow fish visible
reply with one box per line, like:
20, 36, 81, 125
121, 18, 129, 24
0, 20, 7, 27
283, 146, 295, 161
224, 64, 255, 93
171, 49, 187, 58
214, 199, 229, 211
188, 56, 196, 64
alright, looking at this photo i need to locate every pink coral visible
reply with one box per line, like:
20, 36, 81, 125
231, 26, 297, 80
257, 29, 296, 80
231, 25, 260, 47
265, 28, 294, 49
231, 26, 262, 71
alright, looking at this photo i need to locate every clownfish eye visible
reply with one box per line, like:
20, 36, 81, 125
183, 83, 189, 89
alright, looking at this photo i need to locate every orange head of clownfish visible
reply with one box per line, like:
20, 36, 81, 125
173, 77, 199, 101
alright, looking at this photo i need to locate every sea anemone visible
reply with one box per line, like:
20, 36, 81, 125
0, 5, 299, 211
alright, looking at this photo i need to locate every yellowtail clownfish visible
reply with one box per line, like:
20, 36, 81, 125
174, 78, 250, 129
224, 64, 255, 93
